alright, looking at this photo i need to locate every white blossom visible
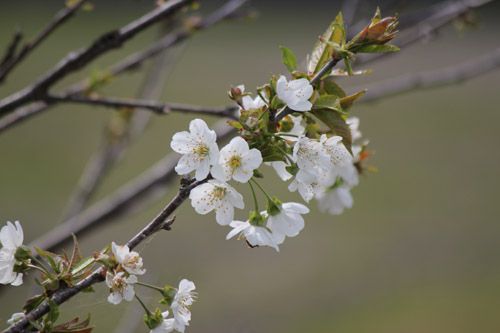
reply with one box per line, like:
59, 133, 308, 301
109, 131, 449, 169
288, 168, 323, 202
171, 279, 197, 330
316, 186, 354, 215
292, 136, 330, 173
111, 242, 145, 275
276, 75, 314, 112
266, 161, 293, 181
189, 180, 244, 225
171, 119, 219, 181
150, 311, 175, 333
6, 312, 25, 326
242, 93, 266, 110
266, 202, 309, 245
211, 137, 263, 183
105, 271, 137, 305
347, 117, 362, 141
319, 134, 352, 170
226, 220, 279, 251
0, 221, 25, 286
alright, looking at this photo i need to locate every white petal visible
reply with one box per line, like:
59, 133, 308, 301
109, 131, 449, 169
215, 203, 234, 226
243, 148, 263, 170
108, 292, 122, 305
194, 159, 210, 181
289, 100, 312, 112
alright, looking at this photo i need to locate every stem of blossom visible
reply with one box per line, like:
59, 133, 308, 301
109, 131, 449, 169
135, 294, 152, 316
27, 264, 50, 277
135, 281, 165, 293
248, 181, 259, 212
250, 178, 273, 203
29, 255, 54, 278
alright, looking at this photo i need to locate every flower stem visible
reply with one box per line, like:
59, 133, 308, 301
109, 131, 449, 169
250, 178, 273, 202
135, 294, 152, 316
136, 281, 165, 293
248, 181, 259, 212
27, 264, 50, 276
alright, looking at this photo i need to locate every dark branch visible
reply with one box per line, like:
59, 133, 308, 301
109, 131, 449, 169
0, 0, 86, 84
0, 0, 192, 115
47, 94, 239, 119
0, 0, 249, 135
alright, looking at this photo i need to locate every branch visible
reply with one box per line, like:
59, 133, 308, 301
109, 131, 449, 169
0, 0, 192, 115
0, 0, 249, 135
4, 179, 203, 333
360, 47, 500, 103
0, 0, 86, 84
47, 94, 239, 119
29, 121, 235, 251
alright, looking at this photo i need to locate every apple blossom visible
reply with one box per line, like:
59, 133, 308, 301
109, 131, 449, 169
189, 179, 244, 225
171, 119, 219, 181
211, 136, 263, 183
106, 271, 137, 305
276, 75, 313, 111
112, 242, 145, 275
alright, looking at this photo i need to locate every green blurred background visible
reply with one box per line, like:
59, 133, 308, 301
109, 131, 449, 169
1, 0, 500, 332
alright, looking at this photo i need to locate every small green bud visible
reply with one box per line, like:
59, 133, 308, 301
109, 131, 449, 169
248, 211, 266, 227
144, 308, 163, 330
160, 285, 176, 306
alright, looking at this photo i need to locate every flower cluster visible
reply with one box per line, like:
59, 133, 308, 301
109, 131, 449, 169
171, 9, 397, 252
105, 242, 197, 333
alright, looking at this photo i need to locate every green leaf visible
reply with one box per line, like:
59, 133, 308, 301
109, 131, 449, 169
227, 120, 243, 130
311, 109, 352, 153
313, 95, 341, 111
340, 90, 366, 109
70, 257, 95, 276
321, 76, 346, 97
23, 294, 46, 313
356, 44, 400, 53
279, 46, 298, 72
307, 12, 346, 75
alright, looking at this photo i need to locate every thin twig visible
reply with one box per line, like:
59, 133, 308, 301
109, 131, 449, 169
29, 121, 235, 251
0, 30, 23, 69
47, 94, 239, 118
360, 47, 500, 103
0, 0, 86, 84
0, 0, 192, 115
0, 0, 249, 135
4, 179, 204, 333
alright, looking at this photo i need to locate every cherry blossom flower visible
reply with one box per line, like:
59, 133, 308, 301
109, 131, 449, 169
171, 279, 197, 330
189, 180, 244, 225
171, 119, 219, 181
276, 75, 313, 111
226, 219, 279, 251
266, 202, 309, 245
319, 134, 352, 170
266, 161, 293, 181
292, 136, 330, 173
106, 271, 137, 305
347, 117, 362, 141
150, 311, 175, 333
0, 221, 25, 286
316, 186, 354, 215
211, 137, 263, 183
111, 242, 145, 275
